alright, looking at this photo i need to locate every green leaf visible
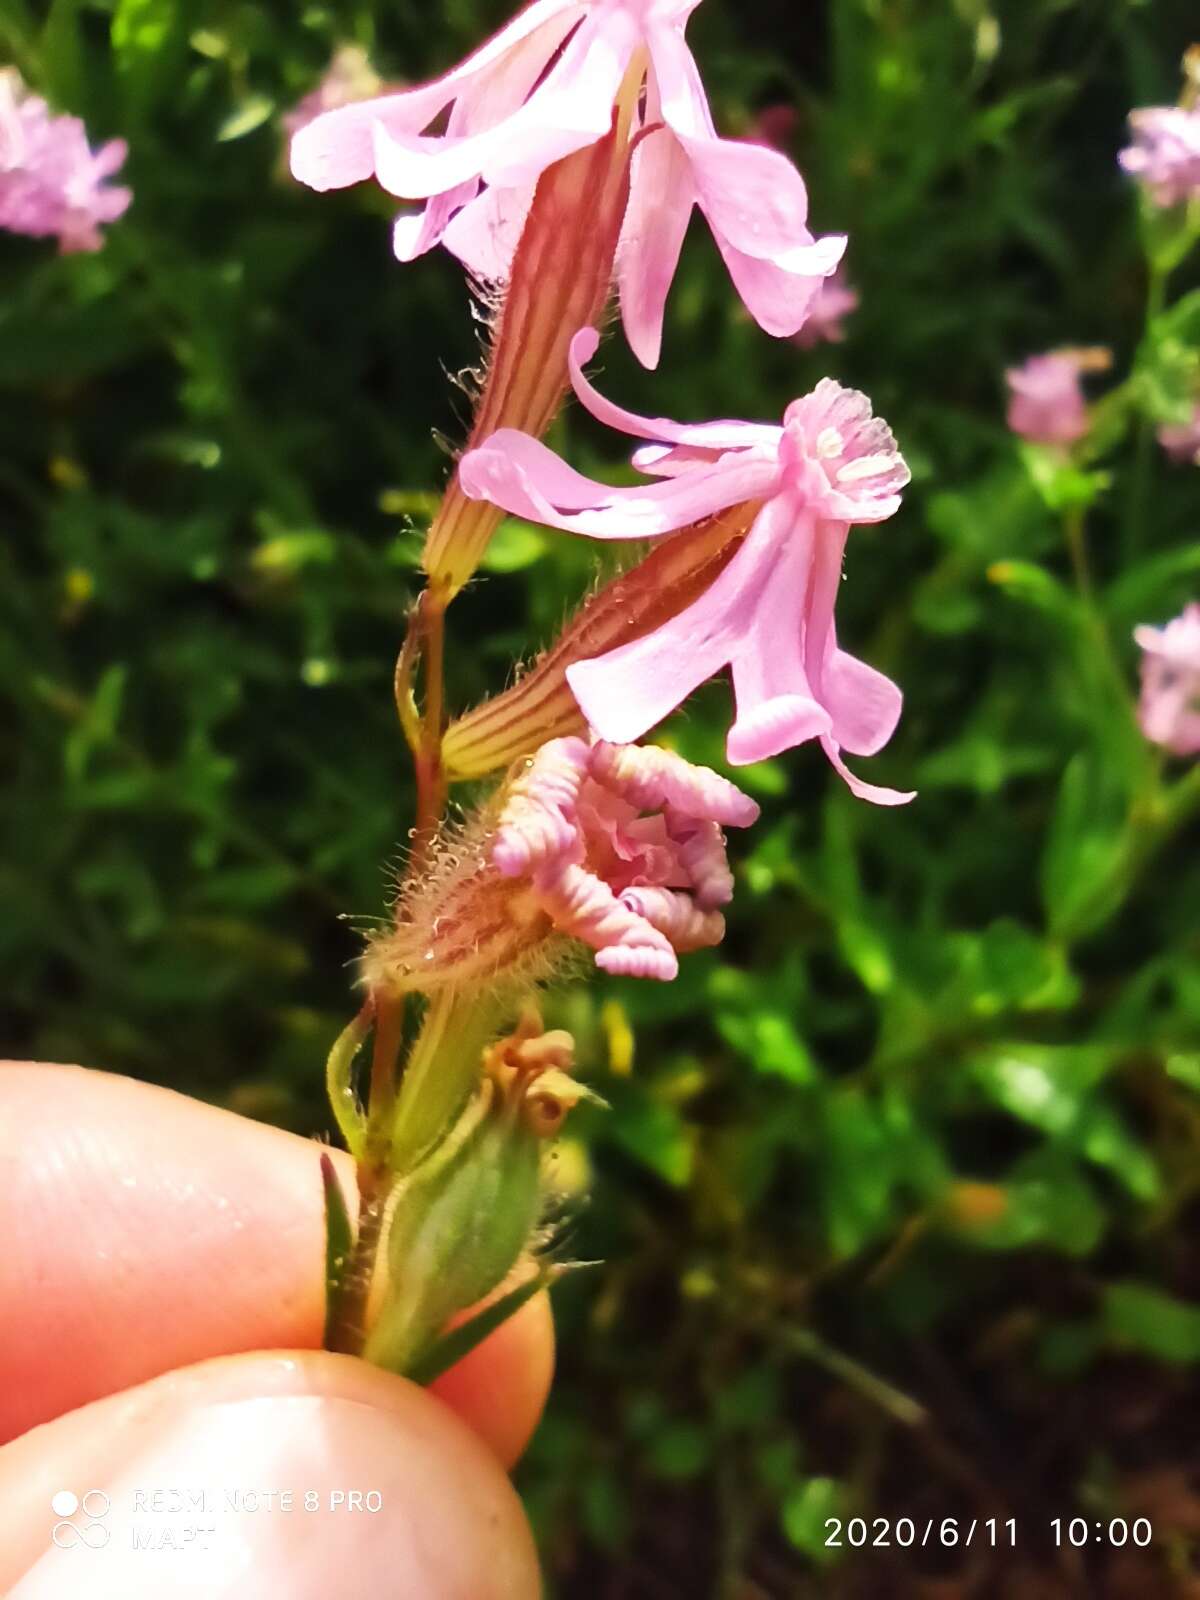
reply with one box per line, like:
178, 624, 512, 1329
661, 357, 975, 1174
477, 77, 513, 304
781, 1476, 848, 1564
646, 1422, 712, 1481
480, 519, 547, 573
1103, 1282, 1200, 1364
217, 95, 276, 142
1041, 752, 1135, 940
610, 1098, 694, 1188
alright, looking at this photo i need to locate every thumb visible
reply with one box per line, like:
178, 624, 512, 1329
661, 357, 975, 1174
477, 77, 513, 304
0, 1351, 540, 1599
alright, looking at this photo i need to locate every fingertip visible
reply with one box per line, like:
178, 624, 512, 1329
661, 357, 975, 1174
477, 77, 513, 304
431, 1291, 555, 1468
0, 1352, 542, 1598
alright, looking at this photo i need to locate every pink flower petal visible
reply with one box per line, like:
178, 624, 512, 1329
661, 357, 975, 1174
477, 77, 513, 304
820, 738, 915, 805
460, 427, 776, 539
671, 128, 816, 262
567, 501, 782, 741
617, 124, 694, 369
370, 17, 632, 199
392, 179, 479, 262
568, 327, 785, 452
726, 695, 833, 765
712, 230, 847, 339
289, 0, 582, 191
440, 180, 535, 278
819, 646, 902, 756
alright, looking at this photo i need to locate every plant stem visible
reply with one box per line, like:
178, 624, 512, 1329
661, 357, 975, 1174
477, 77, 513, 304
411, 584, 449, 872
1123, 258, 1167, 562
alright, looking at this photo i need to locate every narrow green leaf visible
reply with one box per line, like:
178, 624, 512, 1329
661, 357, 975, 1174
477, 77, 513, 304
405, 1269, 553, 1387
320, 1153, 355, 1352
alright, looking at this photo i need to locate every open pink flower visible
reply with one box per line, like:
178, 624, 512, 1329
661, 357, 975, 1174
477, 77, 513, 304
793, 266, 858, 348
459, 328, 912, 803
1004, 351, 1100, 447
1158, 404, 1200, 467
1135, 604, 1200, 757
0, 69, 130, 253
289, 0, 844, 367
1119, 106, 1200, 209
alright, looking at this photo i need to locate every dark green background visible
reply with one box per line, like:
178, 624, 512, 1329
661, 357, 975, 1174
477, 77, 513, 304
3, 0, 1200, 1592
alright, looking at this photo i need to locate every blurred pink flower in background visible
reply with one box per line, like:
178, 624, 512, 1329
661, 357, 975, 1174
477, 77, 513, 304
793, 266, 859, 347
1005, 350, 1105, 447
1134, 605, 1200, 757
289, 0, 845, 366
493, 736, 759, 980
282, 46, 385, 141
1119, 106, 1200, 208
461, 327, 912, 802
1157, 404, 1200, 466
746, 103, 798, 152
0, 69, 130, 253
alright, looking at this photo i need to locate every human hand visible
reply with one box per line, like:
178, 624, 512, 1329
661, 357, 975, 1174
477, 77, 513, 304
0, 1063, 551, 1597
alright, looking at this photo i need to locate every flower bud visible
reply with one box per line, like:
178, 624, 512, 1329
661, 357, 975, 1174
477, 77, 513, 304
364, 1009, 591, 1374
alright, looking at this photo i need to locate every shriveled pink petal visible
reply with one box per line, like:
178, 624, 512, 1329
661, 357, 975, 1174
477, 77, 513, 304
665, 815, 734, 908
712, 230, 847, 337
289, 0, 582, 191
535, 860, 679, 980
493, 736, 591, 875
589, 740, 760, 826
618, 885, 724, 953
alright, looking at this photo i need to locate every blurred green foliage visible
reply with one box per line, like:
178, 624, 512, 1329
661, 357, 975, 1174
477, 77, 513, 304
3, 0, 1200, 1593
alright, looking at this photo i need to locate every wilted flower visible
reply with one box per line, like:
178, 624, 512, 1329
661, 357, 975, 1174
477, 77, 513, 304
282, 46, 384, 141
793, 266, 859, 348
494, 736, 759, 979
1158, 403, 1200, 466
1004, 350, 1108, 447
1134, 604, 1200, 757
365, 736, 758, 992
460, 327, 912, 802
0, 69, 130, 253
289, 0, 844, 367
1119, 105, 1200, 208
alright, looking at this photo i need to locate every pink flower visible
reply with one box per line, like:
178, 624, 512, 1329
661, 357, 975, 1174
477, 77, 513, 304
746, 103, 798, 152
289, 0, 845, 367
493, 735, 759, 980
282, 46, 385, 142
1004, 352, 1094, 447
0, 69, 130, 253
1134, 604, 1200, 757
793, 266, 859, 348
1158, 404, 1200, 467
1119, 107, 1200, 208
459, 327, 912, 803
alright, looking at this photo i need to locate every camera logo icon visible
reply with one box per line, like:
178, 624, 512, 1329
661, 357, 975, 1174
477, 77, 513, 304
51, 1489, 111, 1550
